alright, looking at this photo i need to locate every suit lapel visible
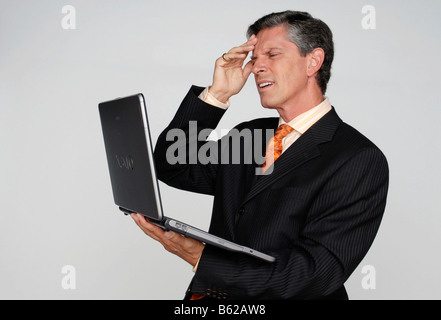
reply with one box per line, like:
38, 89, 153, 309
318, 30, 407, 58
241, 131, 320, 205
240, 108, 342, 206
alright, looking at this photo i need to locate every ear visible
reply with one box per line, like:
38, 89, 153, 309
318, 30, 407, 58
306, 48, 325, 77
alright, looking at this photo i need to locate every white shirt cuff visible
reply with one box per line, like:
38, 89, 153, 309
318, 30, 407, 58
198, 87, 230, 109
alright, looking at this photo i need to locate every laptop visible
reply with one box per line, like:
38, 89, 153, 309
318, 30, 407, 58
98, 93, 275, 263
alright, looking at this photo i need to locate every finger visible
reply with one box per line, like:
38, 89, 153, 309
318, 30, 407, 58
160, 231, 199, 256
220, 52, 247, 63
139, 216, 165, 236
228, 37, 256, 54
133, 213, 155, 230
158, 231, 186, 254
220, 35, 257, 63
243, 59, 254, 79
131, 214, 163, 241
163, 230, 177, 240
228, 44, 255, 55
241, 34, 257, 47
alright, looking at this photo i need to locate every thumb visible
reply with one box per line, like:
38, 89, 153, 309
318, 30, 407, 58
163, 231, 176, 240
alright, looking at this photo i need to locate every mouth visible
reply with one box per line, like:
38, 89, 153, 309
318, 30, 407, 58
257, 81, 275, 91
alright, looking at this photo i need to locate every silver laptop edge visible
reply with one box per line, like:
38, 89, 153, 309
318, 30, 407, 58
165, 218, 275, 263
138, 94, 165, 221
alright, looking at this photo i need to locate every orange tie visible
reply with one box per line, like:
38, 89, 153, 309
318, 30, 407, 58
262, 124, 294, 174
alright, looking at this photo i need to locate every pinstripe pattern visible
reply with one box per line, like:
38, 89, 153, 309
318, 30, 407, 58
154, 86, 389, 300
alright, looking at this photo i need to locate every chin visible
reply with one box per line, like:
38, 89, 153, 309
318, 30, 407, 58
261, 105, 277, 111
259, 99, 278, 110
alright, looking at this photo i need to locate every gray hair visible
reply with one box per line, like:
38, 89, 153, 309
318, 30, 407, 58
246, 11, 334, 94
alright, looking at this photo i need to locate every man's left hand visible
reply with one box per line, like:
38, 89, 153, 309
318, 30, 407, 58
130, 213, 205, 267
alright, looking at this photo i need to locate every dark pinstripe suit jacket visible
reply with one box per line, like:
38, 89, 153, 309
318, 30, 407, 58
154, 86, 389, 300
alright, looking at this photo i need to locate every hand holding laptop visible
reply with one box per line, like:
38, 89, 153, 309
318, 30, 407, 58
131, 213, 205, 268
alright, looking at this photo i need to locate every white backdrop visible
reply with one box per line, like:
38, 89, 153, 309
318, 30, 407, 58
1, 0, 440, 300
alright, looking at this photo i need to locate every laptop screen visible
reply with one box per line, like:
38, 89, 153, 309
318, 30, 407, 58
99, 94, 164, 221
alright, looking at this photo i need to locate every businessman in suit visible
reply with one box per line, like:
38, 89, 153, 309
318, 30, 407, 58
131, 11, 389, 299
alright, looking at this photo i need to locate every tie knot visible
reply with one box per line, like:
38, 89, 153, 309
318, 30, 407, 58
274, 124, 294, 139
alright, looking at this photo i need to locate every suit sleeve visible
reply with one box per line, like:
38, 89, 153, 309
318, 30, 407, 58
153, 86, 226, 195
191, 147, 389, 299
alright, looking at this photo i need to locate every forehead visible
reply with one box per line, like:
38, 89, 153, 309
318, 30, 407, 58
253, 25, 299, 53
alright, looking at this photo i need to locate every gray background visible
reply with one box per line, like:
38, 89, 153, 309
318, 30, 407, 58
1, 0, 440, 300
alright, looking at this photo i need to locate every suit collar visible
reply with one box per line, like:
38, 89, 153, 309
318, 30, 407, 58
279, 97, 332, 135
307, 107, 342, 145
241, 107, 342, 206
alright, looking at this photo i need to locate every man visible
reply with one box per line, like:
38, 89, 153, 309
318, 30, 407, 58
131, 11, 389, 300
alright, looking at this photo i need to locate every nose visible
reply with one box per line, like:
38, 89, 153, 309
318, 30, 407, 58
252, 57, 267, 75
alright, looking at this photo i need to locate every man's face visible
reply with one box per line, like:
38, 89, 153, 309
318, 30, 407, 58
251, 26, 309, 111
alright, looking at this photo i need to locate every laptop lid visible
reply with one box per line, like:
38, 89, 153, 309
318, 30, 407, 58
98, 94, 163, 221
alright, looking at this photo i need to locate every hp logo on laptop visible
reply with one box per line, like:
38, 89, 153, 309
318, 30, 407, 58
116, 155, 134, 170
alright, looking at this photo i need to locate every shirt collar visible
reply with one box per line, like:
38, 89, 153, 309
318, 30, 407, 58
279, 97, 332, 134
